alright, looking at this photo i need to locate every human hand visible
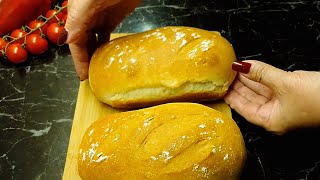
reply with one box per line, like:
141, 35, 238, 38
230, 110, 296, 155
224, 60, 320, 135
61, 0, 141, 80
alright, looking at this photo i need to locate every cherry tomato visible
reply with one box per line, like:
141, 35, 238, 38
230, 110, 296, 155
46, 10, 64, 24
28, 20, 49, 35
46, 23, 65, 44
10, 29, 27, 44
62, 14, 68, 23
62, 1, 68, 14
26, 34, 48, 55
6, 43, 28, 64
0, 37, 8, 58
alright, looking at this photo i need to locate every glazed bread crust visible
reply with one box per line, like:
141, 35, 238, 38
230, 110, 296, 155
89, 26, 237, 108
78, 103, 246, 180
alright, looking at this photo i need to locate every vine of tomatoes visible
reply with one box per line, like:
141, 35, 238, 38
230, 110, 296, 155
0, 1, 68, 64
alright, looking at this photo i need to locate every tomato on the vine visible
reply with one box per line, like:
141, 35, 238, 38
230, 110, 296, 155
26, 34, 48, 55
28, 20, 49, 35
0, 37, 8, 58
62, 1, 68, 14
10, 29, 27, 44
46, 23, 65, 44
6, 43, 28, 64
46, 10, 64, 24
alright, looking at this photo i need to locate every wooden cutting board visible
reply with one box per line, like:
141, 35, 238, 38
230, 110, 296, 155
62, 33, 232, 180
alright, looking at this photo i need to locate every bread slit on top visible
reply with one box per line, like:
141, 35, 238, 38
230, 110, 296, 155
78, 103, 246, 180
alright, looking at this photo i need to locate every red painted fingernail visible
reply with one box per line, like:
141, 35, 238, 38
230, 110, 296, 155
57, 27, 68, 46
232, 61, 251, 74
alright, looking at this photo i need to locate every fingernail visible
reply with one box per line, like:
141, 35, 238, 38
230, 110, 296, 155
57, 27, 68, 46
232, 61, 251, 74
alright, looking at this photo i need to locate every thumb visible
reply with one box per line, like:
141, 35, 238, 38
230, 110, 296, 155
232, 60, 287, 89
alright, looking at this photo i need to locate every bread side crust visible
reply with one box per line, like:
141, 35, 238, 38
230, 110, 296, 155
101, 82, 230, 108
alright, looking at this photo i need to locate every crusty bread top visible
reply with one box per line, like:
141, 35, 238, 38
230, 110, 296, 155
89, 26, 236, 108
78, 103, 246, 180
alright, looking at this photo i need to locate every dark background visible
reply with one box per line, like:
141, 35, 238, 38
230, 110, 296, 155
1, 0, 320, 179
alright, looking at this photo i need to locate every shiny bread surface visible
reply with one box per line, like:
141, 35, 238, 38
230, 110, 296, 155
89, 26, 237, 108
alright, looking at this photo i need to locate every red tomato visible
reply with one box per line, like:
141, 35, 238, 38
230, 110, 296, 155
62, 1, 68, 14
63, 14, 68, 23
26, 34, 48, 55
28, 20, 49, 35
6, 43, 28, 64
10, 29, 27, 44
0, 0, 52, 36
0, 37, 8, 58
46, 10, 65, 24
46, 23, 65, 44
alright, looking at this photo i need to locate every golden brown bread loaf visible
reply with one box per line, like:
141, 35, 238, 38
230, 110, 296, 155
89, 26, 237, 108
78, 103, 246, 180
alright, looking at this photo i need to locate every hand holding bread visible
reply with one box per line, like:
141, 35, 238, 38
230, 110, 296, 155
225, 60, 320, 135
64, 0, 141, 80
64, 0, 320, 179
76, 26, 247, 179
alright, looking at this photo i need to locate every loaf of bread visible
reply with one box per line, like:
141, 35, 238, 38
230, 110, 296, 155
78, 103, 246, 179
89, 26, 237, 108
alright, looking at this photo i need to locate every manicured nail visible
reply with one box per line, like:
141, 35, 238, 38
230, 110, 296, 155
232, 61, 251, 74
57, 27, 68, 46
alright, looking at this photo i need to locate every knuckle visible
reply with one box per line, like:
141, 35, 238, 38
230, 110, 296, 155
253, 64, 268, 83
65, 9, 77, 26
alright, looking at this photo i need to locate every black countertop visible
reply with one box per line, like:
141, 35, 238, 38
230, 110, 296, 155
1, 0, 320, 179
